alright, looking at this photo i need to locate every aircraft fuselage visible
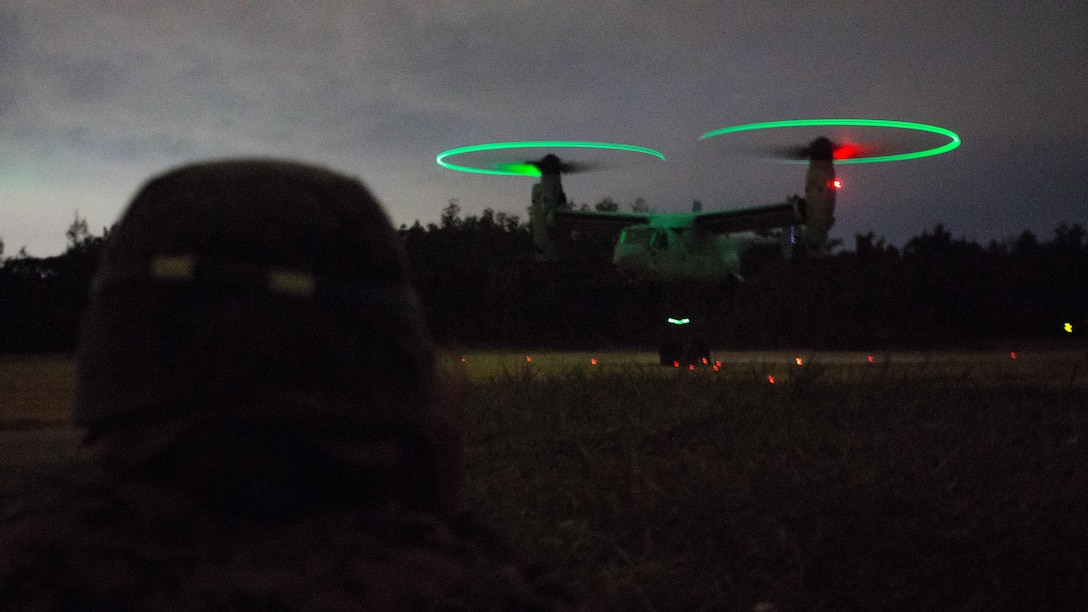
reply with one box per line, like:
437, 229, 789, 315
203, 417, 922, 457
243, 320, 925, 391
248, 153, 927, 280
612, 217, 747, 283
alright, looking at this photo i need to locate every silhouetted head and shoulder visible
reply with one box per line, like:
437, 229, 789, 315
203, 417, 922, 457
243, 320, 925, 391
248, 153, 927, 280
0, 159, 575, 610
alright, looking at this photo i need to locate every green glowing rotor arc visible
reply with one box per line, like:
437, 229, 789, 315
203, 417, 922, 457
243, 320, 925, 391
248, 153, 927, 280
699, 119, 961, 163
436, 141, 666, 177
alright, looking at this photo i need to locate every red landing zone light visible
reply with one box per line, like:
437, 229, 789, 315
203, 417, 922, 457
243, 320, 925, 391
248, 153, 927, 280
829, 179, 842, 190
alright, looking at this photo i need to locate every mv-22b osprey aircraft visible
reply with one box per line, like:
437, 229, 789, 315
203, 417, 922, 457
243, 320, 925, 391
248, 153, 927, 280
437, 137, 840, 366
437, 122, 959, 365
527, 137, 839, 280
524, 139, 838, 365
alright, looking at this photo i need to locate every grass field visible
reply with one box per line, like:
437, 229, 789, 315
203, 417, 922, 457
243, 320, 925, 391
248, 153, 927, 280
0, 354, 77, 429
3, 350, 1088, 610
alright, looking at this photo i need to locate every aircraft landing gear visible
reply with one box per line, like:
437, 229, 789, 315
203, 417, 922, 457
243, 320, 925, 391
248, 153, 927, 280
659, 316, 710, 366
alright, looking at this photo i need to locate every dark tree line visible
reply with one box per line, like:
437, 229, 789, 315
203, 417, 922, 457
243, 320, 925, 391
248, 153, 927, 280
399, 201, 658, 349
401, 204, 1086, 350
720, 224, 1087, 349
2, 206, 1085, 353
0, 215, 108, 352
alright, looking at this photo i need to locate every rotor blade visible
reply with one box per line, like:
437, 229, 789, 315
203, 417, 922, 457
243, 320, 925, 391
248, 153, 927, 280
558, 160, 601, 174
487, 156, 615, 175
771, 145, 812, 160
735, 143, 812, 160
732, 135, 892, 161
745, 138, 890, 161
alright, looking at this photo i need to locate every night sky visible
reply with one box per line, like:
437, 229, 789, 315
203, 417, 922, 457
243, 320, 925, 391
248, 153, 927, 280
2, 2, 1086, 256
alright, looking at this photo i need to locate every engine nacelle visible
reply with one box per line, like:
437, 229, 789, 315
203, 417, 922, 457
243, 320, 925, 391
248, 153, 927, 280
530, 172, 569, 262
801, 138, 837, 255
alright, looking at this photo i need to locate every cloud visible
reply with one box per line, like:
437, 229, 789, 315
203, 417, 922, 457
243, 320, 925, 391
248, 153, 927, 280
2, 2, 1086, 254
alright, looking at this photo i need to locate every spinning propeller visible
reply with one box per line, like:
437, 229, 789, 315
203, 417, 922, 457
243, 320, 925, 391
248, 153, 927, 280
701, 119, 960, 164
760, 137, 885, 162
435, 141, 665, 177
492, 154, 601, 176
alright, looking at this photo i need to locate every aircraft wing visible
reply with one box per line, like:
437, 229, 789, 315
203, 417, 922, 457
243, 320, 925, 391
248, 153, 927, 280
692, 200, 803, 234
553, 209, 653, 233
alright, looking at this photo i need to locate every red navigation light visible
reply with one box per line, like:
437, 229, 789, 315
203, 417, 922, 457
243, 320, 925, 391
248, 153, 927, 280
833, 142, 863, 160
768, 375, 776, 384
830, 178, 842, 190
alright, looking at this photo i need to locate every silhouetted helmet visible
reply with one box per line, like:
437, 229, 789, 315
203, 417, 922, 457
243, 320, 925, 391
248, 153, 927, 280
74, 160, 454, 513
